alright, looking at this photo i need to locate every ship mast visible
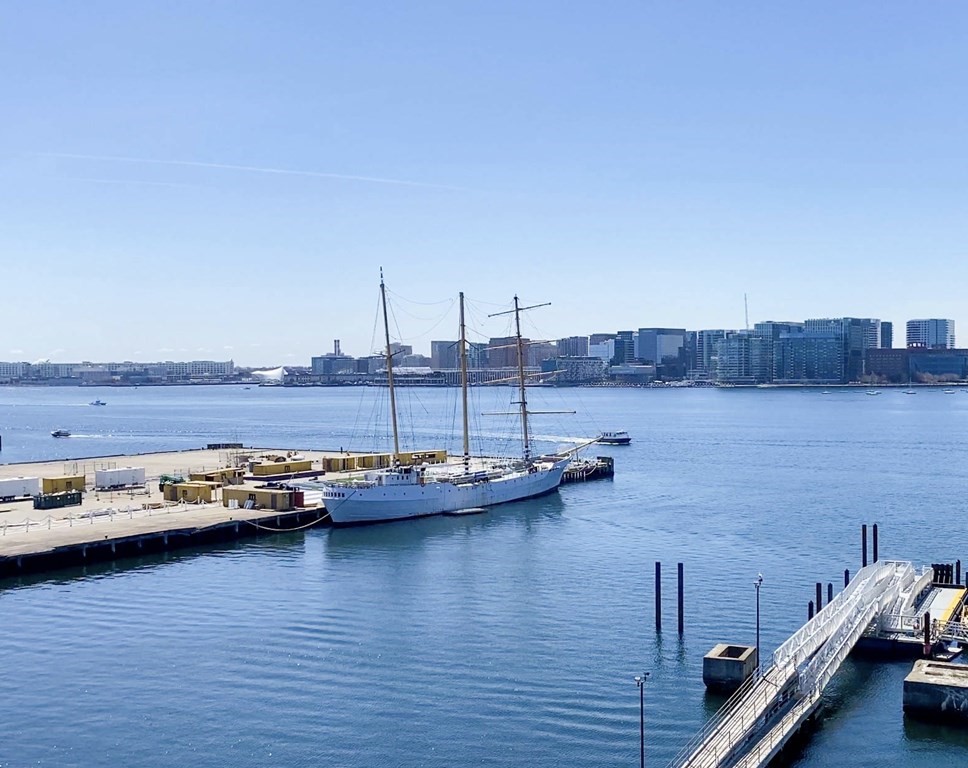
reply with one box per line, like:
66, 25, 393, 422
380, 269, 400, 458
459, 291, 470, 471
488, 296, 551, 462
513, 296, 531, 461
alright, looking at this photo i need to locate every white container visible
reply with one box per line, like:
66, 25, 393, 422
94, 467, 146, 489
0, 476, 41, 498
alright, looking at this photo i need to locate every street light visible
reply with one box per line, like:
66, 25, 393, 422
634, 672, 650, 768
754, 573, 764, 676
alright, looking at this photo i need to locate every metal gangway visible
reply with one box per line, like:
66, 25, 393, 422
667, 560, 917, 768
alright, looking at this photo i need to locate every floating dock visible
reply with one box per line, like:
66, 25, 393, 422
562, 455, 614, 483
671, 560, 968, 768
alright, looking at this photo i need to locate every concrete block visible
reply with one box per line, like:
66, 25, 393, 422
903, 659, 968, 721
703, 643, 757, 693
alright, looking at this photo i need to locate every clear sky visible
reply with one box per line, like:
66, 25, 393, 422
2, 2, 966, 365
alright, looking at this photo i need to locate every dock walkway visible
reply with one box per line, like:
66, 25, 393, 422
669, 560, 916, 768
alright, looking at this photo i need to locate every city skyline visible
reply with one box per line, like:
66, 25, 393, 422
4, 4, 968, 364
0, 315, 954, 371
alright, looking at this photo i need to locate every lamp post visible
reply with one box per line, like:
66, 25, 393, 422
634, 672, 650, 768
754, 573, 763, 676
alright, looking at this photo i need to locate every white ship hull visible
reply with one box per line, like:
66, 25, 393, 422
301, 458, 569, 525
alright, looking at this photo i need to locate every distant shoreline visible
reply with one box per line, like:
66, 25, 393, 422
0, 381, 964, 390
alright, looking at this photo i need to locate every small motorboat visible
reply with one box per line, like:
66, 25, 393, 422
598, 430, 631, 445
903, 390, 916, 395
89, 399, 107, 406
51, 429, 71, 438
865, 391, 881, 396
943, 389, 956, 394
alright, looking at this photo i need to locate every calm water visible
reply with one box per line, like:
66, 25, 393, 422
2, 384, 968, 767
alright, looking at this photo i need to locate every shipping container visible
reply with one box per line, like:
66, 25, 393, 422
250, 460, 312, 476
0, 476, 41, 499
42, 475, 86, 494
94, 467, 146, 489
163, 482, 216, 503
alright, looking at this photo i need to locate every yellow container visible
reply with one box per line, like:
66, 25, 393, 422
42, 475, 86, 494
251, 460, 312, 476
223, 486, 293, 511
163, 482, 216, 503
323, 457, 358, 472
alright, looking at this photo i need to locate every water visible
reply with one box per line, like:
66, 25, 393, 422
2, 384, 968, 767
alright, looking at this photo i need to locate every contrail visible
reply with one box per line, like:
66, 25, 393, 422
40, 152, 466, 191
66, 176, 201, 188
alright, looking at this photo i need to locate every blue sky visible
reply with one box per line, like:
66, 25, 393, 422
2, 2, 966, 365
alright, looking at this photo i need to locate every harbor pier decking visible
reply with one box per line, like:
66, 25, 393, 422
0, 446, 612, 577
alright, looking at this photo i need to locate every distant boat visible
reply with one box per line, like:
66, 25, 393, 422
89, 399, 107, 406
51, 429, 71, 438
865, 391, 882, 396
821, 390, 832, 395
943, 389, 956, 394
904, 390, 916, 395
598, 430, 631, 445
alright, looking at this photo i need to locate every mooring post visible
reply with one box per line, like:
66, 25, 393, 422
862, 524, 868, 567
827, 582, 833, 604
677, 562, 684, 636
872, 523, 879, 562
655, 561, 662, 633
816, 582, 823, 612
844, 568, 850, 588
808, 600, 814, 620
923, 611, 932, 656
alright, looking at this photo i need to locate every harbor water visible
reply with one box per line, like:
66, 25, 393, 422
2, 385, 968, 767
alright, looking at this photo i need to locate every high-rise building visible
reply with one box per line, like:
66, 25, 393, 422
881, 321, 893, 349
528, 342, 556, 367
488, 336, 528, 368
689, 329, 730, 378
557, 336, 589, 357
716, 332, 754, 384
804, 318, 881, 382
774, 332, 845, 384
906, 319, 955, 349
430, 340, 458, 370
636, 328, 686, 366
612, 331, 635, 365
589, 338, 615, 362
753, 321, 804, 383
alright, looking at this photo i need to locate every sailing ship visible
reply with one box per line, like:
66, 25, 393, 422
298, 274, 571, 525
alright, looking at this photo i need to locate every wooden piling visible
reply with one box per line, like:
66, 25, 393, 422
816, 582, 823, 612
655, 561, 662, 633
827, 583, 833, 604
808, 600, 814, 620
844, 568, 850, 588
872, 523, 879, 562
862, 524, 868, 568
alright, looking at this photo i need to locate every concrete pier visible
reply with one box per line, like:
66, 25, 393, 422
903, 660, 968, 721
702, 643, 757, 693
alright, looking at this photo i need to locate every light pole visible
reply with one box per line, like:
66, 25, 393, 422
754, 573, 763, 676
634, 672, 650, 768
